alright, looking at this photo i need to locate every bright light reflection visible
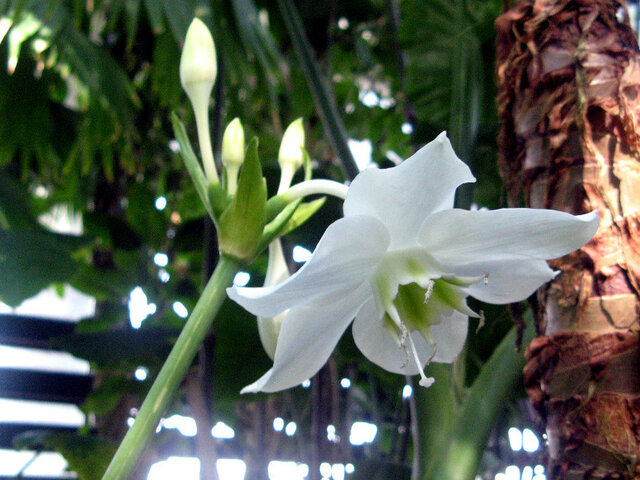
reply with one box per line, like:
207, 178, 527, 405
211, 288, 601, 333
273, 417, 284, 432
153, 253, 169, 267
268, 461, 308, 480
522, 428, 540, 452
332, 463, 345, 480
0, 450, 68, 477
0, 345, 89, 374
508, 427, 523, 451
160, 415, 197, 437
155, 196, 167, 210
292, 245, 312, 263
211, 421, 235, 439
327, 425, 338, 442
148, 456, 199, 480
0, 399, 84, 426
340, 378, 351, 389
505, 465, 520, 480
345, 463, 355, 474
158, 269, 170, 283
129, 287, 157, 329
349, 422, 377, 446
320, 462, 332, 478
522, 466, 534, 480
534, 465, 545, 475
285, 421, 297, 436
301, 379, 311, 388
134, 366, 148, 381
402, 384, 413, 399
348, 138, 374, 171
233, 271, 251, 287
172, 301, 189, 318
401, 122, 414, 134
360, 90, 379, 107
217, 458, 246, 480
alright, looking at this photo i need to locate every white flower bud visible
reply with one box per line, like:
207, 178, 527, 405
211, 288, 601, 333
180, 18, 217, 107
179, 18, 219, 184
221, 118, 245, 195
277, 118, 305, 193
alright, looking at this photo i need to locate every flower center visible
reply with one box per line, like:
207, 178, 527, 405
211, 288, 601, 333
374, 250, 482, 388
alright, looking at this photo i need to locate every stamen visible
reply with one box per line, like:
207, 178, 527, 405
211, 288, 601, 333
406, 332, 435, 388
424, 280, 435, 304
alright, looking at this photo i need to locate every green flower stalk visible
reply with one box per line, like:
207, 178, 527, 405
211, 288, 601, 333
180, 18, 219, 184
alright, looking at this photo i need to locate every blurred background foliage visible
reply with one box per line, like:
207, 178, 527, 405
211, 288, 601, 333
0, 0, 544, 479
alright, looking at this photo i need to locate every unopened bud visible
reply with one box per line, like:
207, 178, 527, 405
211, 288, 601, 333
277, 118, 305, 193
179, 18, 219, 184
180, 18, 217, 107
222, 118, 245, 169
222, 118, 245, 194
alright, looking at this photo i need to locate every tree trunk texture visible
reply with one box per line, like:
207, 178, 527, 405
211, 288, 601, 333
495, 1, 640, 478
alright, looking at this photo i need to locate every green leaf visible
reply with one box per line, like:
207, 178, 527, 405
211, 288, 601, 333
257, 198, 301, 252
218, 137, 267, 262
171, 112, 214, 219
51, 326, 178, 370
82, 375, 147, 415
0, 173, 36, 229
279, 196, 325, 236
0, 229, 88, 306
45, 433, 117, 480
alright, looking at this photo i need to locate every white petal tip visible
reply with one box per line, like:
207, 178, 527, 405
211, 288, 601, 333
435, 131, 447, 143
419, 377, 435, 388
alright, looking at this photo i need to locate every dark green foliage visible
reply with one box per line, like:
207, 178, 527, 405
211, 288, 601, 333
0, 1, 536, 479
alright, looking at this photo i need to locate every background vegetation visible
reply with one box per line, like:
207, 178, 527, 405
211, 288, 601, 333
0, 0, 547, 478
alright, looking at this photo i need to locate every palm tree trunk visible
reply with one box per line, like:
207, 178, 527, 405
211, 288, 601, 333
495, 1, 640, 478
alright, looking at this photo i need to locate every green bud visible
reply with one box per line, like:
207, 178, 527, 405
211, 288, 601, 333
277, 118, 305, 193
278, 118, 305, 171
222, 118, 245, 194
222, 118, 245, 168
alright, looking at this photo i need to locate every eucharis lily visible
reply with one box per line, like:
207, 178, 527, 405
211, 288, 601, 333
228, 133, 599, 393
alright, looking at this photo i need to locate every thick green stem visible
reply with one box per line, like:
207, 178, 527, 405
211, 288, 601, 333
423, 321, 534, 480
102, 256, 240, 480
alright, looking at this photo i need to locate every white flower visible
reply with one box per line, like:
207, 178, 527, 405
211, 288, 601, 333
227, 132, 599, 393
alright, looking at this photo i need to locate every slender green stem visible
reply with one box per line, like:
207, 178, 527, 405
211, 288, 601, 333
102, 256, 240, 480
194, 101, 219, 184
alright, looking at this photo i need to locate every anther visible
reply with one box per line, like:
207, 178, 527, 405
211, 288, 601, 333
424, 280, 435, 304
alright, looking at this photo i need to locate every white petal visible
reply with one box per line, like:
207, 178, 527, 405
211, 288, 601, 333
352, 299, 435, 375
446, 258, 556, 304
420, 209, 599, 263
228, 215, 389, 317
344, 132, 475, 249
429, 311, 469, 363
241, 283, 372, 393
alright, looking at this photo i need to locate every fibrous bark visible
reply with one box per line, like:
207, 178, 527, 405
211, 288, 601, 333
496, 1, 640, 478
